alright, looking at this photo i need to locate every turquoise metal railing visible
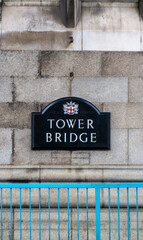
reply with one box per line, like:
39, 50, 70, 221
0, 182, 142, 240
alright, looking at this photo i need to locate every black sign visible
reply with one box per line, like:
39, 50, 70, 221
32, 97, 110, 150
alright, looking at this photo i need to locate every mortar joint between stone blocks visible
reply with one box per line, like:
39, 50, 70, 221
12, 129, 15, 164
11, 76, 16, 102
38, 51, 42, 77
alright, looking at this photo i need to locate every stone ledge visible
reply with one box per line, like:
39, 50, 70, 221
0, 166, 142, 182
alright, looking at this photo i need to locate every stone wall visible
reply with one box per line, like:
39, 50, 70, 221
0, 2, 142, 51
0, 50, 143, 183
0, 208, 141, 240
0, 2, 143, 239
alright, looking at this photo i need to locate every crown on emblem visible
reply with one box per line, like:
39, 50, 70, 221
63, 101, 79, 115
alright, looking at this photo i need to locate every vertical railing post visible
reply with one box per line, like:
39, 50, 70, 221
96, 188, 101, 240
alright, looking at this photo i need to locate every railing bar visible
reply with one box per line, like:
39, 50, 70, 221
108, 188, 111, 240
29, 188, 31, 240
96, 188, 101, 240
86, 188, 89, 240
1, 188, 3, 240
58, 188, 60, 240
20, 188, 22, 240
10, 188, 12, 240
48, 188, 51, 240
127, 188, 129, 240
95, 188, 96, 239
39, 188, 41, 240
77, 188, 79, 240
136, 187, 139, 240
117, 188, 120, 240
67, 188, 70, 240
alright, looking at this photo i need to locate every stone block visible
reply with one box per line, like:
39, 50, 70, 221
0, 167, 39, 182
1, 188, 40, 207
72, 209, 95, 230
14, 229, 70, 240
103, 167, 143, 182
72, 77, 128, 103
14, 208, 71, 230
40, 187, 99, 208
82, 5, 140, 51
90, 129, 128, 165
71, 209, 127, 230
71, 152, 90, 165
140, 19, 143, 51
51, 151, 71, 165
103, 187, 143, 207
14, 129, 71, 165
0, 78, 12, 102
0, 231, 10, 240
103, 103, 143, 129
0, 103, 39, 128
15, 77, 70, 102
0, 209, 12, 229
130, 209, 143, 231
72, 209, 128, 240
0, 50, 39, 77
0, 128, 12, 164
14, 129, 51, 165
129, 129, 143, 164
41, 51, 102, 77
83, 31, 140, 51
1, 6, 81, 50
102, 52, 143, 77
129, 77, 143, 102
0, 186, 99, 208
40, 167, 103, 182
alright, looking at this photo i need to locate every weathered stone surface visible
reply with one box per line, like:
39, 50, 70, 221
72, 209, 127, 230
3, 0, 60, 6
0, 50, 39, 77
0, 231, 10, 240
102, 52, 143, 77
51, 151, 71, 165
0, 209, 12, 229
0, 167, 39, 182
0, 128, 12, 164
129, 77, 143, 102
14, 129, 51, 165
130, 210, 143, 235
15, 77, 70, 102
72, 209, 128, 240
14, 230, 70, 240
40, 167, 102, 182
103, 103, 143, 128
1, 6, 81, 50
1, 188, 39, 207
82, 5, 140, 51
0, 78, 12, 102
0, 103, 39, 128
72, 77, 128, 103
40, 187, 99, 208
103, 167, 143, 182
14, 208, 71, 230
103, 187, 143, 207
14, 129, 71, 165
90, 129, 128, 165
41, 51, 102, 77
71, 151, 90, 165
1, 187, 101, 208
129, 129, 143, 164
